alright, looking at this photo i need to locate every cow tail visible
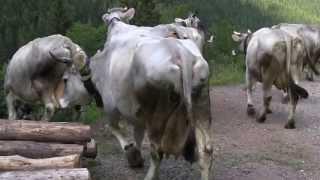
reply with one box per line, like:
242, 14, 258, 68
284, 33, 292, 78
286, 37, 309, 100
288, 77, 308, 100
179, 53, 193, 126
178, 52, 197, 163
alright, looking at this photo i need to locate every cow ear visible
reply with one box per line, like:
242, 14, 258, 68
102, 13, 110, 24
207, 35, 214, 43
232, 34, 241, 42
124, 8, 135, 21
49, 46, 72, 64
175, 18, 184, 23
175, 18, 186, 26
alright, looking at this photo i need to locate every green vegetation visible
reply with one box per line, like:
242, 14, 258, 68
1, 0, 320, 121
66, 23, 106, 56
79, 105, 104, 124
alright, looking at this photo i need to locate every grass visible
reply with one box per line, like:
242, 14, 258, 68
247, 0, 320, 24
51, 103, 103, 124
193, 0, 320, 86
210, 62, 245, 86
209, 53, 245, 86
80, 104, 104, 124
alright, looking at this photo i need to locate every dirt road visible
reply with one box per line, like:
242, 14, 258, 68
87, 80, 320, 180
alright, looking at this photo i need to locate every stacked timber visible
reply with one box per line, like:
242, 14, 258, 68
0, 119, 97, 180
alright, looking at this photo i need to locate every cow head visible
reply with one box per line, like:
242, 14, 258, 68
231, 29, 252, 55
102, 7, 135, 25
56, 66, 92, 109
175, 12, 201, 29
174, 13, 214, 50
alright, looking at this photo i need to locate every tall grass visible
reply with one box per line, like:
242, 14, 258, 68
209, 53, 245, 86
176, 0, 320, 86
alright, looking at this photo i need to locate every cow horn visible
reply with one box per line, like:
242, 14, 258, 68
247, 29, 252, 34
207, 35, 214, 43
107, 7, 127, 13
232, 49, 237, 56
233, 31, 241, 35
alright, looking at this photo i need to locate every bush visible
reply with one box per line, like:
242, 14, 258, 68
66, 23, 106, 56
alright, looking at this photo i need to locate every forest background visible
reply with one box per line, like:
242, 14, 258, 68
1, 0, 319, 121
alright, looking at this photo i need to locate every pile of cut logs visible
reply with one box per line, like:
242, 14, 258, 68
0, 119, 97, 180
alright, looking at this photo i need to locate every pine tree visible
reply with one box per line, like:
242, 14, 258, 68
120, 0, 160, 26
48, 0, 74, 35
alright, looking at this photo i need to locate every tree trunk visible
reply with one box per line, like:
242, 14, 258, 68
0, 168, 91, 180
0, 154, 80, 171
0, 140, 97, 158
0, 140, 84, 158
0, 119, 91, 143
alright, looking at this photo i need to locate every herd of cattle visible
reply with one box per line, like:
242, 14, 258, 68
3, 6, 320, 180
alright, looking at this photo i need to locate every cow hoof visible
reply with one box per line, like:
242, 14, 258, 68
285, 121, 296, 129
247, 105, 255, 116
266, 109, 272, 114
256, 114, 266, 123
124, 144, 144, 168
306, 75, 314, 81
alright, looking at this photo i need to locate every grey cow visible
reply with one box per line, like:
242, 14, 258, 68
90, 7, 212, 180
232, 27, 314, 129
273, 23, 320, 80
5, 34, 91, 121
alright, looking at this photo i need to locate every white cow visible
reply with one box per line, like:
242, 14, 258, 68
232, 28, 311, 129
5, 35, 91, 121
90, 7, 213, 180
273, 23, 320, 80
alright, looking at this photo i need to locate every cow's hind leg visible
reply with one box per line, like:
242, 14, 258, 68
285, 88, 298, 129
106, 115, 144, 168
246, 68, 256, 116
257, 74, 274, 123
144, 146, 161, 180
130, 124, 145, 167
195, 126, 213, 180
6, 91, 17, 120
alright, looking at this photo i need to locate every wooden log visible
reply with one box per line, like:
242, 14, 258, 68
84, 138, 98, 158
0, 119, 91, 143
0, 140, 96, 159
0, 141, 84, 158
0, 154, 80, 171
0, 168, 91, 180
